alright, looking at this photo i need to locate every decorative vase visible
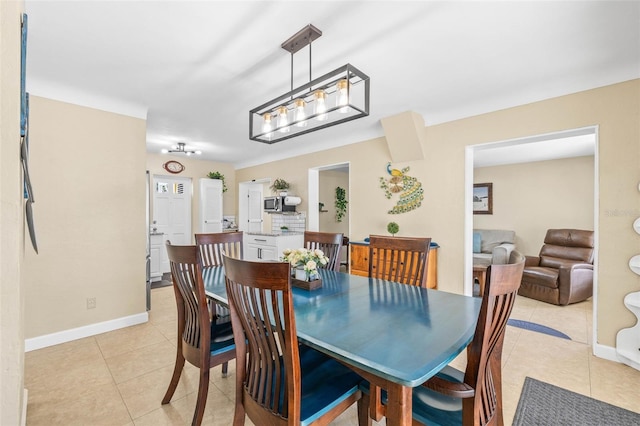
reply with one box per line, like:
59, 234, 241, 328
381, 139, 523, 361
295, 267, 308, 281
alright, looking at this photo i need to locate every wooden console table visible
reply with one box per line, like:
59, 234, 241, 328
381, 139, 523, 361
349, 241, 438, 289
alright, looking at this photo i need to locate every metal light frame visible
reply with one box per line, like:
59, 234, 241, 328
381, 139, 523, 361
249, 25, 370, 144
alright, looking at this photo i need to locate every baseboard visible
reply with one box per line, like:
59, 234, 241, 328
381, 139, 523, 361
593, 342, 619, 363
24, 312, 148, 352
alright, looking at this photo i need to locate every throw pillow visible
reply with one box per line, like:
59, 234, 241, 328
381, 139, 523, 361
473, 232, 482, 253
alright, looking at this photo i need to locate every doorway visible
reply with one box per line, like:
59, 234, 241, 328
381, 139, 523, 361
308, 162, 350, 267
308, 162, 350, 232
464, 126, 598, 344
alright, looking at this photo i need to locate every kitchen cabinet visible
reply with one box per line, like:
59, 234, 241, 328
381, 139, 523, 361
149, 233, 164, 282
199, 178, 223, 233
244, 233, 304, 261
349, 241, 438, 289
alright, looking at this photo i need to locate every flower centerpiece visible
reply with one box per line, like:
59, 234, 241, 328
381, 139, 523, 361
282, 248, 329, 282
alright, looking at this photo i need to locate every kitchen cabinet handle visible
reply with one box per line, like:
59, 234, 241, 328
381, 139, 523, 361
255, 239, 267, 242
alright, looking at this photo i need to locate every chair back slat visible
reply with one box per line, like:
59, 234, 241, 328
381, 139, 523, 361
166, 243, 209, 351
368, 235, 431, 287
303, 231, 343, 271
463, 252, 525, 425
195, 232, 244, 267
223, 255, 301, 424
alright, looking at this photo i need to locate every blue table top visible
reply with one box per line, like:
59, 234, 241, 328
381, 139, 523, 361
203, 267, 480, 387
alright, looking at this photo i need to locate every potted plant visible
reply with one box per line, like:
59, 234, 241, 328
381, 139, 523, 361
387, 221, 399, 236
335, 186, 348, 222
270, 178, 290, 195
207, 171, 228, 193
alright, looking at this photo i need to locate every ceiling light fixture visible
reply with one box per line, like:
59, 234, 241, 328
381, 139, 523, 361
161, 142, 201, 156
249, 24, 370, 144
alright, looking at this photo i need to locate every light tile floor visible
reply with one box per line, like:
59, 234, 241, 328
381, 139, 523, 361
25, 287, 640, 425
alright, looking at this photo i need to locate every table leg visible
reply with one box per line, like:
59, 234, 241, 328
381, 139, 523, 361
385, 384, 412, 426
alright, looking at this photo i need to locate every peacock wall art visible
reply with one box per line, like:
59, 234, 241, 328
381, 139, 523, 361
379, 162, 424, 214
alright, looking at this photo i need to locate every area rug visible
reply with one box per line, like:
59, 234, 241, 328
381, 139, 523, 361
513, 377, 640, 425
507, 318, 571, 340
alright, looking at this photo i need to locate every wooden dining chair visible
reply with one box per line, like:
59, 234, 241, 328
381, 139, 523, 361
162, 242, 236, 426
195, 231, 243, 267
222, 254, 363, 425
303, 231, 343, 271
194, 231, 243, 376
358, 251, 526, 426
368, 235, 432, 287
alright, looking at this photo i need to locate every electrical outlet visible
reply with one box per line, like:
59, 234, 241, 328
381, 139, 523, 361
87, 297, 96, 309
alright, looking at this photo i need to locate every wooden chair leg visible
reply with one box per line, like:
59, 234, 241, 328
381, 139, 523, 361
232, 403, 245, 426
357, 392, 373, 426
192, 368, 210, 426
222, 361, 229, 377
162, 351, 185, 404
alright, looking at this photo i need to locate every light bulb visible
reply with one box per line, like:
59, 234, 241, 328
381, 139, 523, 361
314, 90, 328, 121
294, 98, 307, 127
336, 79, 350, 113
161, 148, 169, 154
277, 106, 289, 133
195, 150, 202, 155
262, 112, 273, 140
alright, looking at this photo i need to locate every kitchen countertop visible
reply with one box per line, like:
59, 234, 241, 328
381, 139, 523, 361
246, 231, 303, 237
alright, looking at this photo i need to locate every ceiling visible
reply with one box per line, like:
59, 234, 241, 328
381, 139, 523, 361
24, 1, 640, 169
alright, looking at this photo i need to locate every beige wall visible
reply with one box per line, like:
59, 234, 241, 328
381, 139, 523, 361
1, 1, 26, 423
238, 80, 640, 348
146, 154, 236, 237
319, 170, 349, 236
22, 97, 147, 338
474, 156, 595, 255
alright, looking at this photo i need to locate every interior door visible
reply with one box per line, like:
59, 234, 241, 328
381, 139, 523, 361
247, 186, 263, 233
239, 182, 264, 233
153, 175, 192, 273
200, 178, 223, 233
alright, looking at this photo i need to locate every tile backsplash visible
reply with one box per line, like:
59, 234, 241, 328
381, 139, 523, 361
271, 212, 306, 233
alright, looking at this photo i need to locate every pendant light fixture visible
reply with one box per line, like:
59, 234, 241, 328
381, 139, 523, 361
249, 24, 370, 144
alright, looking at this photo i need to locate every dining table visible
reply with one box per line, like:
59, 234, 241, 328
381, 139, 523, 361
202, 266, 481, 426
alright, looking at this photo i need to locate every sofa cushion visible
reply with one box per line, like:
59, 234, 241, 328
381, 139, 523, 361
474, 229, 516, 254
473, 232, 482, 253
522, 267, 559, 289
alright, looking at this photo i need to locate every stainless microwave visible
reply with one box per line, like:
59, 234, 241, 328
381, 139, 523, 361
264, 196, 296, 213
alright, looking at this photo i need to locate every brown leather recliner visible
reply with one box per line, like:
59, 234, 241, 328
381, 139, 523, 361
518, 229, 594, 306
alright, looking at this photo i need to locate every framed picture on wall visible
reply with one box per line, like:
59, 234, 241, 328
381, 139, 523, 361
473, 183, 493, 215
